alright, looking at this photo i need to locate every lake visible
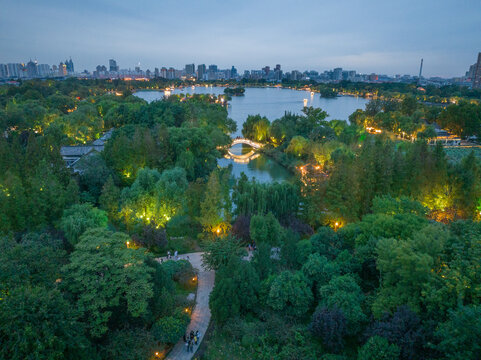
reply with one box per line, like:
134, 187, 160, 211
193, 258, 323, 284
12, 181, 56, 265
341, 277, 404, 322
135, 86, 368, 183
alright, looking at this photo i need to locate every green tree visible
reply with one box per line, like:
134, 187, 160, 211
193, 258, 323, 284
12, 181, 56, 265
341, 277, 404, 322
250, 212, 285, 246
202, 236, 245, 271
358, 336, 400, 360
99, 176, 121, 220
319, 274, 366, 334
242, 114, 270, 142
0, 286, 92, 360
434, 305, 481, 360
62, 228, 154, 337
199, 170, 223, 233
59, 203, 108, 246
266, 271, 313, 317
210, 256, 260, 323
152, 313, 190, 344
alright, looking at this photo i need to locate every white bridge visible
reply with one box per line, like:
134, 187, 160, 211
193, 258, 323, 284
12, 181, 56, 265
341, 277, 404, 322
223, 137, 264, 163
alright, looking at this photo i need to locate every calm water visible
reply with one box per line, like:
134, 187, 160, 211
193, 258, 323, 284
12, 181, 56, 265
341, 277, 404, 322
135, 87, 368, 183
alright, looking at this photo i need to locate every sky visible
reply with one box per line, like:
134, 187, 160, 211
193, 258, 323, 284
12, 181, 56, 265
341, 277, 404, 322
1, 0, 480, 77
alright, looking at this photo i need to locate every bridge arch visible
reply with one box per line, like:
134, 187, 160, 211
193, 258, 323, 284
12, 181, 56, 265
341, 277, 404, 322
223, 137, 264, 163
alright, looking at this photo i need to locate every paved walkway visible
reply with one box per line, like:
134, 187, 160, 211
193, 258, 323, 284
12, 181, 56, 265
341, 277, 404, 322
158, 252, 215, 360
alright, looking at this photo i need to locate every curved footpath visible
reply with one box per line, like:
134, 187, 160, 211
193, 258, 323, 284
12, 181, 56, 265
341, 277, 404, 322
157, 252, 215, 360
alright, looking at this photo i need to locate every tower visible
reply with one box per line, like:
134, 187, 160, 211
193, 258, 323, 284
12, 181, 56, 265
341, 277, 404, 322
473, 53, 481, 89
417, 58, 423, 85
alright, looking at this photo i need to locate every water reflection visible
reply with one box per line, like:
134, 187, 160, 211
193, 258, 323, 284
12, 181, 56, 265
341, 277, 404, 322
135, 87, 368, 183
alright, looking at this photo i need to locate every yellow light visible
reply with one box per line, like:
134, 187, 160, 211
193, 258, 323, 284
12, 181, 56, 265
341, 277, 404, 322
335, 222, 339, 227
126, 241, 130, 247
185, 308, 189, 313
216, 228, 221, 234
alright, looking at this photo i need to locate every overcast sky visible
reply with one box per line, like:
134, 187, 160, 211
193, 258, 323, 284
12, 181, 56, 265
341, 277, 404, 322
1, 0, 480, 77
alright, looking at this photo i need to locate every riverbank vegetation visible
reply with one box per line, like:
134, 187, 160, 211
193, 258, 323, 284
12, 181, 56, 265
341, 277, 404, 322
1, 78, 480, 359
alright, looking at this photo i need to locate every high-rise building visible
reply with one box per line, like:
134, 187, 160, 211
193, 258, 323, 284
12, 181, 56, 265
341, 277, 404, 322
154, 67, 159, 77
0, 64, 7, 78
185, 63, 195, 75
65, 58, 74, 74
26, 60, 37, 78
262, 66, 270, 77
167, 67, 176, 79
466, 63, 476, 79
231, 66, 238, 78
332, 68, 343, 80
274, 64, 282, 81
208, 64, 218, 72
7, 64, 19, 78
197, 64, 206, 80
37, 64, 51, 77
160, 67, 167, 78
109, 59, 119, 72
59, 62, 67, 76
473, 52, 481, 89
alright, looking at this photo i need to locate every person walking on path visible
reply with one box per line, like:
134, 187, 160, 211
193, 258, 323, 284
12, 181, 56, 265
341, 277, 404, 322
167, 250, 171, 259
195, 330, 200, 345
174, 250, 178, 260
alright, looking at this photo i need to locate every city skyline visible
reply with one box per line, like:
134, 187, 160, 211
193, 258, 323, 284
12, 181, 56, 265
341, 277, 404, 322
1, 0, 480, 78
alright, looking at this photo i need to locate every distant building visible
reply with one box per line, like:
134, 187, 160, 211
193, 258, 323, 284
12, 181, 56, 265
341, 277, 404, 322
109, 59, 119, 72
473, 52, 481, 89
154, 67, 159, 77
26, 60, 37, 78
231, 66, 238, 78
0, 64, 7, 78
7, 64, 20, 78
37, 64, 51, 77
65, 58, 74, 74
207, 65, 218, 80
58, 62, 67, 76
185, 63, 195, 75
160, 67, 167, 78
262, 66, 270, 77
197, 64, 206, 80
167, 67, 176, 79
332, 68, 343, 80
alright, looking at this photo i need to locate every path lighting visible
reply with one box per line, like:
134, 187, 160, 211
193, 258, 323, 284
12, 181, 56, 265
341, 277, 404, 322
334, 222, 340, 231
126, 241, 130, 248
216, 228, 221, 234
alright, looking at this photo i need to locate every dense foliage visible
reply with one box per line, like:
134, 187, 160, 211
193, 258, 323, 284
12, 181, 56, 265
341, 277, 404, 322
1, 79, 480, 359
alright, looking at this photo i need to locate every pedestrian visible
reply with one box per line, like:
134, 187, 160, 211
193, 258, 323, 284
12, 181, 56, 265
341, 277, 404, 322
185, 340, 189, 353
190, 330, 194, 340
194, 334, 198, 345
195, 330, 200, 340
174, 250, 178, 260
189, 340, 194, 352
183, 333, 187, 343
167, 250, 171, 259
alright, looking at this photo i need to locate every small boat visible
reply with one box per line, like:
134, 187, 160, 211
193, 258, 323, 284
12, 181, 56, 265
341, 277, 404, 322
311, 92, 314, 96
191, 86, 195, 90
303, 99, 308, 107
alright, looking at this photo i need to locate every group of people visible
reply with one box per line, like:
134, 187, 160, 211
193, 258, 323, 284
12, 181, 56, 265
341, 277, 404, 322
183, 330, 200, 353
167, 250, 178, 260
